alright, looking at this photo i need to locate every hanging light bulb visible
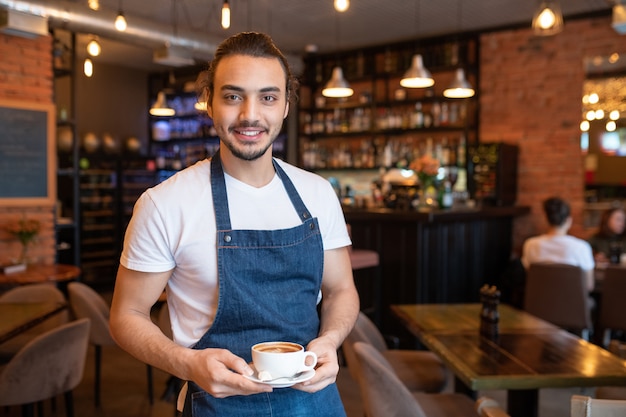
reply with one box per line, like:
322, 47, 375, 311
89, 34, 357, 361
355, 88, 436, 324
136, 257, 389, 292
532, 1, 563, 36
221, 0, 230, 29
88, 0, 100, 11
400, 54, 434, 88
84, 58, 94, 77
87, 38, 101, 57
150, 91, 176, 116
334, 0, 349, 12
322, 67, 353, 98
443, 68, 475, 98
115, 11, 127, 31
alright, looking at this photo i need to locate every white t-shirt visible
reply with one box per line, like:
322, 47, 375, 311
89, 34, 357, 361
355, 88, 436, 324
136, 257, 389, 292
120, 158, 351, 347
521, 234, 595, 271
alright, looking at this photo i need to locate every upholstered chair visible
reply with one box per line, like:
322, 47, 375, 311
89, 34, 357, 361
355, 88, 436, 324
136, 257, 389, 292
67, 282, 151, 407
351, 341, 509, 417
342, 311, 448, 393
0, 318, 90, 417
0, 283, 69, 362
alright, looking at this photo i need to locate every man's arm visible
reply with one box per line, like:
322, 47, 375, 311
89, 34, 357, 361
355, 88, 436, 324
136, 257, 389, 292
296, 246, 359, 392
109, 265, 272, 398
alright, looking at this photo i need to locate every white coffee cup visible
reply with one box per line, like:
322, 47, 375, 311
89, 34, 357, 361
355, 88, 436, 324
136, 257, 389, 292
251, 341, 317, 380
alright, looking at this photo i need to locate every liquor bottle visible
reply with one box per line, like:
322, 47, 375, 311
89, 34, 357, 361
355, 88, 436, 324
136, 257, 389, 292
412, 103, 424, 128
439, 181, 453, 209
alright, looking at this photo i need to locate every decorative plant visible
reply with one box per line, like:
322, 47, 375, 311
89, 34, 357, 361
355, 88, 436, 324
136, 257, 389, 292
5, 215, 41, 264
409, 153, 440, 188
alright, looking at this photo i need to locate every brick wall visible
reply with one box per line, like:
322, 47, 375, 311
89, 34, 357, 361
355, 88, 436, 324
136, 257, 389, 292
0, 33, 56, 265
479, 16, 619, 254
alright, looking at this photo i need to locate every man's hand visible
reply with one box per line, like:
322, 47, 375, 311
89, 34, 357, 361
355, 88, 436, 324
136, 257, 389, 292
293, 336, 339, 393
189, 348, 273, 398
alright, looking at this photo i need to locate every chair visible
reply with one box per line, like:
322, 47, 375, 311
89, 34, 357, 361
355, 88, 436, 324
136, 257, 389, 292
342, 311, 448, 393
0, 283, 70, 362
571, 395, 626, 417
598, 266, 626, 347
67, 282, 152, 407
351, 341, 509, 417
0, 318, 90, 417
524, 263, 593, 340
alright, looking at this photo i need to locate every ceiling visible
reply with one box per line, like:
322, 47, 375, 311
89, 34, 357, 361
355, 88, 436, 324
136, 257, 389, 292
3, 0, 616, 72
0, 0, 622, 71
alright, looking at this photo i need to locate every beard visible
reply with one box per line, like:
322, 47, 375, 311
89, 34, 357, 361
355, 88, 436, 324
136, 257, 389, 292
219, 122, 279, 161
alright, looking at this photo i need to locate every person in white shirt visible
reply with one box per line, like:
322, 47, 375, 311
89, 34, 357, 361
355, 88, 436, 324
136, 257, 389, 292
521, 196, 595, 292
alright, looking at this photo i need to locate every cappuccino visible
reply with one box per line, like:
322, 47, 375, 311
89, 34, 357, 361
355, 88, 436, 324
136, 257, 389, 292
254, 342, 301, 354
251, 341, 317, 381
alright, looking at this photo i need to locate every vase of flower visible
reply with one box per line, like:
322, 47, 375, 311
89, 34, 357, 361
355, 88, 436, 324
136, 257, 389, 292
6, 215, 40, 265
410, 154, 441, 211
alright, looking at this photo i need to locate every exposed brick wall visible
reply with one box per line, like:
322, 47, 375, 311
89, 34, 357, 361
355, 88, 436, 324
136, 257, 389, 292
0, 33, 56, 265
479, 16, 619, 255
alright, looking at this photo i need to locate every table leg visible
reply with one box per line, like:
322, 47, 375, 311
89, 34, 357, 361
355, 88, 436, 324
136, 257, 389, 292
507, 389, 538, 417
453, 376, 477, 399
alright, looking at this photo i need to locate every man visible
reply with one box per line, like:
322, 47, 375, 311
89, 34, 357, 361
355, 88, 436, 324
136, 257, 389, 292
521, 196, 595, 291
109, 32, 359, 416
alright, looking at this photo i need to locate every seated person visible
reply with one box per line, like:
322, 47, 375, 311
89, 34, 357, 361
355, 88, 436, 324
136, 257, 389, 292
521, 196, 595, 292
587, 207, 626, 265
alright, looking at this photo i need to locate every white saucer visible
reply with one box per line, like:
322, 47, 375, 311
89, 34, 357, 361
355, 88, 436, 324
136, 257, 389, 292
244, 365, 315, 388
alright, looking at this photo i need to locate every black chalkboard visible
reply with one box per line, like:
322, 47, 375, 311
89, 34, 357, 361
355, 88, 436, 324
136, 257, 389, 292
0, 99, 55, 206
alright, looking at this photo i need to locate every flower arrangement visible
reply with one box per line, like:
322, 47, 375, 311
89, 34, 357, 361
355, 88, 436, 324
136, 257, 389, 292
5, 215, 40, 264
409, 153, 440, 188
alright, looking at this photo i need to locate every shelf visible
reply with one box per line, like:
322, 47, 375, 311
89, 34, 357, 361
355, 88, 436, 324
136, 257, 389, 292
298, 35, 478, 173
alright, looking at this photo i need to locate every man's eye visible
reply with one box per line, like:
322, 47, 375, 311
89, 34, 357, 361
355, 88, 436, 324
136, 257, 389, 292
262, 96, 276, 102
225, 94, 241, 101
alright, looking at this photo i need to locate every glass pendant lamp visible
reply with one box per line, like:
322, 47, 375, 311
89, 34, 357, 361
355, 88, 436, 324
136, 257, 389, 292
400, 54, 434, 88
443, 69, 475, 98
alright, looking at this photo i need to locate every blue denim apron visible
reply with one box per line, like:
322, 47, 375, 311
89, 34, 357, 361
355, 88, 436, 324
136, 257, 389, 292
182, 151, 346, 417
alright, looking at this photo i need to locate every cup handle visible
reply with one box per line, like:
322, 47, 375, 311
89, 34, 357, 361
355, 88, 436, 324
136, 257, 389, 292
301, 351, 318, 371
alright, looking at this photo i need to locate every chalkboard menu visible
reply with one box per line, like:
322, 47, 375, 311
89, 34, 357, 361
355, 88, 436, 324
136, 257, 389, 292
0, 99, 55, 206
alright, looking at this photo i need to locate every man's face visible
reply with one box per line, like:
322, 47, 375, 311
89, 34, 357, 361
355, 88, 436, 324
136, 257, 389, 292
208, 54, 289, 161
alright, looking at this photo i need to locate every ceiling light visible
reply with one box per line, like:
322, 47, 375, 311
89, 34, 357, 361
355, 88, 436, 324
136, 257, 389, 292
532, 1, 563, 36
221, 0, 230, 29
150, 91, 176, 116
88, 0, 100, 11
84, 58, 93, 77
322, 66, 353, 98
610, 110, 620, 120
400, 54, 434, 88
87, 38, 101, 56
606, 120, 616, 132
115, 2, 127, 32
334, 0, 350, 12
443, 68, 474, 98
580, 120, 589, 132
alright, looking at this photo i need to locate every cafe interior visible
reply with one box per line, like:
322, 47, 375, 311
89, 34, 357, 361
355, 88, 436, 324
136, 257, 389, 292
1, 0, 626, 416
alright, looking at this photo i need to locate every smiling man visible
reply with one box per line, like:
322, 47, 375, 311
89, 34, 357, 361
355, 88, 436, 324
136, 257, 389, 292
109, 32, 359, 417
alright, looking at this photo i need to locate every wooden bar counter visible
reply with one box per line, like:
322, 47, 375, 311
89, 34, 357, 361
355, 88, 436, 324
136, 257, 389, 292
344, 205, 530, 343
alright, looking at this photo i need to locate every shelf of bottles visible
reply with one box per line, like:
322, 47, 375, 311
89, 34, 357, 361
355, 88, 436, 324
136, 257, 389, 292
149, 91, 220, 180
298, 35, 478, 174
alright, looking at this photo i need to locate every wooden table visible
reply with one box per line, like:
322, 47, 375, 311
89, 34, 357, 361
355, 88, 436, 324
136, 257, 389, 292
391, 303, 626, 417
0, 264, 81, 286
0, 301, 68, 344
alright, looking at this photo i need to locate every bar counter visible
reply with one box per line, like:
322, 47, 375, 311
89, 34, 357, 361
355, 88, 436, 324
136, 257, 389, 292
343, 205, 530, 342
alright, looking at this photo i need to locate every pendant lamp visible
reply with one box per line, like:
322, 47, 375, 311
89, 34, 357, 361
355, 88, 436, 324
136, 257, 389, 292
532, 1, 563, 36
221, 0, 230, 29
443, 68, 474, 98
322, 67, 353, 98
150, 91, 175, 116
115, 0, 127, 31
400, 54, 434, 88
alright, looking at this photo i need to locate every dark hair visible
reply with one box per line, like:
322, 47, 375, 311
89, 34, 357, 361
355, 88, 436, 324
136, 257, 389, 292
543, 197, 570, 226
196, 32, 299, 106
597, 207, 625, 238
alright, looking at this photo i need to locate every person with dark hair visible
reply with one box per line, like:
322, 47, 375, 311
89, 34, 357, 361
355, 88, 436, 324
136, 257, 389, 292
521, 196, 595, 291
587, 206, 626, 264
109, 32, 359, 416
